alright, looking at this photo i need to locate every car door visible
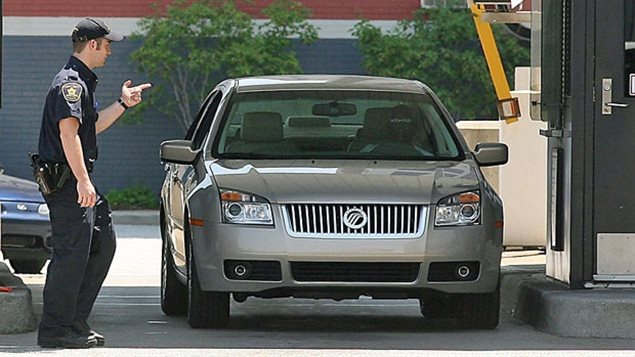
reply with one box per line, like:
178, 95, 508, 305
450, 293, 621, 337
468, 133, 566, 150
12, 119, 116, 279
167, 91, 223, 269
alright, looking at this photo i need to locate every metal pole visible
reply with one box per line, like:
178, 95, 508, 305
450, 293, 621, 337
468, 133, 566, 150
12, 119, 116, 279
467, 0, 520, 123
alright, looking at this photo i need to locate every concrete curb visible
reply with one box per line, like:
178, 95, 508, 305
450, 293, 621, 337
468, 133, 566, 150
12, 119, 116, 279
111, 210, 159, 226
501, 265, 635, 339
0, 262, 37, 334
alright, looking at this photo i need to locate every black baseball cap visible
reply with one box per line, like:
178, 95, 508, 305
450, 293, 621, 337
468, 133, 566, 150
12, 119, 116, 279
72, 18, 125, 43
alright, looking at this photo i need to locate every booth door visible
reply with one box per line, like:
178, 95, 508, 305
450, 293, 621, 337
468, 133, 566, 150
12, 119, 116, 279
593, 1, 635, 281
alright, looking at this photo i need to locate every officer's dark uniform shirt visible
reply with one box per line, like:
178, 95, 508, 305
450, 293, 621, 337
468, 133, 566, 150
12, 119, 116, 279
38, 56, 99, 167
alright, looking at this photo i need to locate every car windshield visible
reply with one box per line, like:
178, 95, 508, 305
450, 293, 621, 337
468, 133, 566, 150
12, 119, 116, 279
212, 90, 462, 160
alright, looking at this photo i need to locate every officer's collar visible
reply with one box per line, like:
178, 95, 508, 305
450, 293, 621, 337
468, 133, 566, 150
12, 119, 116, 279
68, 56, 98, 85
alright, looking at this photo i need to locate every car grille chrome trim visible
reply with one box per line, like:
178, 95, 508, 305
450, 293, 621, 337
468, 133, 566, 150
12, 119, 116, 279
282, 204, 427, 238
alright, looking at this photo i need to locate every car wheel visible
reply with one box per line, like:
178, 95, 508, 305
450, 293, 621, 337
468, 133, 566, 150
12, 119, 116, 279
455, 286, 500, 329
186, 238, 229, 328
9, 259, 47, 274
160, 223, 187, 316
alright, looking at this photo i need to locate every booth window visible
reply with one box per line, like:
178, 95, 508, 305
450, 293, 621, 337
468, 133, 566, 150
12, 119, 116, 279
624, 3, 635, 96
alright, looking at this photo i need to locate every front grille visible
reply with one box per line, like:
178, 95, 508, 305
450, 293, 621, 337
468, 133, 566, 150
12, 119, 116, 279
283, 204, 426, 238
290, 262, 421, 282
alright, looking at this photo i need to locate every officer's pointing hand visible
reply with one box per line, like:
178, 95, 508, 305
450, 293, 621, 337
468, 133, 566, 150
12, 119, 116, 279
120, 80, 152, 108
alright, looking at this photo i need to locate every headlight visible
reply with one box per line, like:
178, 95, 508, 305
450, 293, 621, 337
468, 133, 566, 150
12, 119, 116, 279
38, 204, 50, 216
220, 189, 273, 225
435, 191, 480, 227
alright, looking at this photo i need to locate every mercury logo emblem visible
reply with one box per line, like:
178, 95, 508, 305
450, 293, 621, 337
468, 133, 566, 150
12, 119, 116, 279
343, 208, 368, 230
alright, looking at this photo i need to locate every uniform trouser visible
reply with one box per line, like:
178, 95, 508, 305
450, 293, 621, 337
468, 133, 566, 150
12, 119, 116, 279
38, 178, 116, 338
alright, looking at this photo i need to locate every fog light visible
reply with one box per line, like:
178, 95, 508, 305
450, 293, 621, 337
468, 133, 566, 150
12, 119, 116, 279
234, 264, 248, 277
457, 265, 471, 278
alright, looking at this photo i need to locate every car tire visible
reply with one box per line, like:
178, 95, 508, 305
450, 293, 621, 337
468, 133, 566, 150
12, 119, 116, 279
186, 239, 229, 328
10, 259, 47, 274
455, 285, 500, 329
160, 225, 187, 316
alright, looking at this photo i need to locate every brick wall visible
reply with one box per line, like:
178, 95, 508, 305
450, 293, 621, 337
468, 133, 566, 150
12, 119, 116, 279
4, 0, 419, 19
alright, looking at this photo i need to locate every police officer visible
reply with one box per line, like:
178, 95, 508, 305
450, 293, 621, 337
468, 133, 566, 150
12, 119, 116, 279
36, 18, 151, 349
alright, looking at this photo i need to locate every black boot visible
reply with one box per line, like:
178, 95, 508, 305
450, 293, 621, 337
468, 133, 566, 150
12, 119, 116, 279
72, 320, 105, 346
38, 330, 97, 349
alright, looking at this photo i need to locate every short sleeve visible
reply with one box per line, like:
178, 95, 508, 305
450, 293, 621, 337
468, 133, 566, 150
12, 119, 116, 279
54, 82, 83, 123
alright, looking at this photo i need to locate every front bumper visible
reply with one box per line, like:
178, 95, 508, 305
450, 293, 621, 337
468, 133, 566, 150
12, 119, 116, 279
1, 218, 52, 260
189, 205, 502, 297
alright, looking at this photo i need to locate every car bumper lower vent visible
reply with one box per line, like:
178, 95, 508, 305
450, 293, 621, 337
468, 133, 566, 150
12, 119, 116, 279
427, 261, 480, 282
290, 262, 420, 282
1, 235, 39, 248
224, 260, 282, 281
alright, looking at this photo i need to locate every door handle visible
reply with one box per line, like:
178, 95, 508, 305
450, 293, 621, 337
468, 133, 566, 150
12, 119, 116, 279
602, 78, 630, 115
605, 102, 629, 108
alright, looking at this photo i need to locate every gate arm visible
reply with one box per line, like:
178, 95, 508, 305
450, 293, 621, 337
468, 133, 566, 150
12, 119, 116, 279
469, 1, 520, 123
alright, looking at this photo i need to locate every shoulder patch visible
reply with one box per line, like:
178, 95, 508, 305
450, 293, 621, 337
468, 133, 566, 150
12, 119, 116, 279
61, 83, 82, 103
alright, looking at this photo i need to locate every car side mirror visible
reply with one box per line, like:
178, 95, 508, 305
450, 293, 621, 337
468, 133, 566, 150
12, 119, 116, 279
160, 140, 199, 164
473, 142, 508, 167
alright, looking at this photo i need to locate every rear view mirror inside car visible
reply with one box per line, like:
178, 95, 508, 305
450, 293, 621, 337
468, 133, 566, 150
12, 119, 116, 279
312, 101, 357, 117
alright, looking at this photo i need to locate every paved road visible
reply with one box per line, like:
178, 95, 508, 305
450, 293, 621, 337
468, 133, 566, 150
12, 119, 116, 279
1, 225, 634, 356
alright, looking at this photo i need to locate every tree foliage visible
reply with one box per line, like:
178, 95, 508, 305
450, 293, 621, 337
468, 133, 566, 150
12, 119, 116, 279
353, 8, 529, 120
130, 0, 317, 131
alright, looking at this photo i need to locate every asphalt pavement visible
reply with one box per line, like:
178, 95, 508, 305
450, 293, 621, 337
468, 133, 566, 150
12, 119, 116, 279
1, 210, 634, 345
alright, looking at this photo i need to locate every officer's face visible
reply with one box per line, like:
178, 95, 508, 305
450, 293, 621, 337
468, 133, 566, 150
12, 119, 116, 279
93, 39, 112, 68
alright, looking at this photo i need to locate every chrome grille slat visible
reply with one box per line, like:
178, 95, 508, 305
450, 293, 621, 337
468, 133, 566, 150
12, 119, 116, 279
312, 205, 317, 234
333, 206, 339, 233
381, 206, 385, 234
393, 205, 397, 233
291, 205, 297, 232
283, 204, 427, 239
299, 205, 305, 233
339, 206, 344, 234
373, 206, 378, 234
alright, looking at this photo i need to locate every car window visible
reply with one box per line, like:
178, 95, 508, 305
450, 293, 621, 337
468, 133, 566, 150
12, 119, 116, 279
212, 90, 462, 160
192, 93, 222, 149
185, 91, 218, 142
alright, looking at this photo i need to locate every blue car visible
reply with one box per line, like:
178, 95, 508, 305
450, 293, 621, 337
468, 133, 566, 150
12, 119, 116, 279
0, 165, 52, 274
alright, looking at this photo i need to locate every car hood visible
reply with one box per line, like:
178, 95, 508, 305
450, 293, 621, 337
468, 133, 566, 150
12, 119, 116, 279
209, 160, 480, 204
0, 174, 44, 202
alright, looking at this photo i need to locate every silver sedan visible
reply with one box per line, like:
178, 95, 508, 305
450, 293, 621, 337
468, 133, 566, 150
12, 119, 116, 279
159, 75, 508, 329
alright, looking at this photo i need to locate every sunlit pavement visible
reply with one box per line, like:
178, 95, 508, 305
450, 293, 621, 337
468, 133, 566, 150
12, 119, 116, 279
3, 225, 635, 356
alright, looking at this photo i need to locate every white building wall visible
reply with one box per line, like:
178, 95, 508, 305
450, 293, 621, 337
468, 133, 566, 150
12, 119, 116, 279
457, 67, 547, 248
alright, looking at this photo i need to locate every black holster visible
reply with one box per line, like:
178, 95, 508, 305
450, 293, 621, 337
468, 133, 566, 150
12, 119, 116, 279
29, 153, 71, 196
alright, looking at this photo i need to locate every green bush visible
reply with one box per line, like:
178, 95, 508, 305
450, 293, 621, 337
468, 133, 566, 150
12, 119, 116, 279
106, 185, 159, 210
353, 8, 530, 120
